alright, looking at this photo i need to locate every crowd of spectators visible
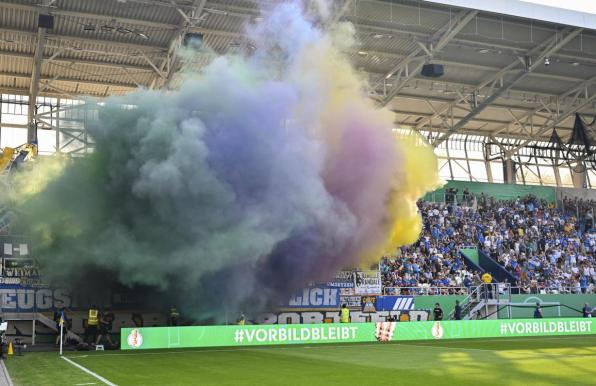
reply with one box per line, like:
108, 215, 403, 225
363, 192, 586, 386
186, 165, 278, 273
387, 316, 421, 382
381, 190, 596, 295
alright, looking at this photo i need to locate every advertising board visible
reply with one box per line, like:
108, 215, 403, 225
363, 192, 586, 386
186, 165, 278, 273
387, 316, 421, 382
122, 318, 595, 350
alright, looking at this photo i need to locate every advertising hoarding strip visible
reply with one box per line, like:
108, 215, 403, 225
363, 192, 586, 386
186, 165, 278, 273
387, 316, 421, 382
121, 318, 595, 350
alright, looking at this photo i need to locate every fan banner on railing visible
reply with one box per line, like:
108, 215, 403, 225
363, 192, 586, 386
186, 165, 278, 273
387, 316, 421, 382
325, 271, 355, 288
353, 271, 382, 295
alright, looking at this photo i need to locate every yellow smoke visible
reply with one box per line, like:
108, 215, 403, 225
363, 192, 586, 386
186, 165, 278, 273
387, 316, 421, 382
290, 22, 442, 264
11, 155, 68, 202
387, 134, 442, 246
356, 134, 441, 266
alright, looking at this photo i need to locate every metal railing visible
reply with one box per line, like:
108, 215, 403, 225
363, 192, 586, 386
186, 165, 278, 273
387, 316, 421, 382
422, 192, 532, 205
382, 283, 593, 297
509, 286, 594, 295
447, 284, 481, 320
383, 286, 471, 295
447, 283, 512, 320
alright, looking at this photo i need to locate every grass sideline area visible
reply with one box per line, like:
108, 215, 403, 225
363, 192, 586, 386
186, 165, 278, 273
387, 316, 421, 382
5, 336, 596, 386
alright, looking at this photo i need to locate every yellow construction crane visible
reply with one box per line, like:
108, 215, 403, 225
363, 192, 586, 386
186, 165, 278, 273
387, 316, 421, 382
0, 147, 15, 172
0, 142, 36, 234
0, 143, 37, 173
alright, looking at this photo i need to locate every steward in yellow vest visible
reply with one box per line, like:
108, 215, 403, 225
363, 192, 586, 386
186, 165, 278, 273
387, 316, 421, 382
481, 272, 492, 284
85, 305, 99, 345
340, 304, 350, 323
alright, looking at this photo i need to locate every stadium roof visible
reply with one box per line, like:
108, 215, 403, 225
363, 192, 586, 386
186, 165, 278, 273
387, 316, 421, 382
424, 0, 596, 29
1, 0, 596, 144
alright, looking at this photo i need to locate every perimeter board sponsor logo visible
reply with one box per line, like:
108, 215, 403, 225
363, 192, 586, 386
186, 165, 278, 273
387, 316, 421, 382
499, 320, 593, 336
127, 329, 143, 349
233, 326, 358, 344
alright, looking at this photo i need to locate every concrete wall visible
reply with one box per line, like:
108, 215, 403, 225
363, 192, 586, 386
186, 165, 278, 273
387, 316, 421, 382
557, 187, 596, 202
424, 180, 556, 203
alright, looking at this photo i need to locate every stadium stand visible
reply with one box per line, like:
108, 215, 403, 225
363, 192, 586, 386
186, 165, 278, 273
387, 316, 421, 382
381, 191, 595, 296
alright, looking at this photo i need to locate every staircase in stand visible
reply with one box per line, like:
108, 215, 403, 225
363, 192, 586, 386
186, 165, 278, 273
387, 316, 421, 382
449, 284, 512, 320
3, 312, 82, 344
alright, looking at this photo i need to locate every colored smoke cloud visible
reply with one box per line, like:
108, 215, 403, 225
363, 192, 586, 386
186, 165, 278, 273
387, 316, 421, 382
15, 1, 439, 319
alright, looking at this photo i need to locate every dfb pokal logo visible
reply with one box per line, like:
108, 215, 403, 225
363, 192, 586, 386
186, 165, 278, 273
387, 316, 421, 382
431, 321, 444, 339
375, 322, 396, 342
127, 329, 143, 349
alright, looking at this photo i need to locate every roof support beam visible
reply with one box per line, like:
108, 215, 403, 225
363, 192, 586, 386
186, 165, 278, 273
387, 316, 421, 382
0, 71, 137, 89
0, 50, 155, 73
330, 0, 354, 25
122, 67, 142, 87
0, 26, 166, 54
430, 128, 553, 141
41, 62, 75, 92
432, 70, 529, 146
505, 84, 596, 157
353, 19, 596, 67
490, 74, 596, 137
394, 109, 512, 126
352, 49, 585, 84
28, 25, 47, 143
423, 27, 583, 146
139, 51, 165, 79
0, 86, 93, 99
506, 109, 533, 138
0, 1, 179, 31
434, 27, 583, 145
394, 93, 567, 120
379, 9, 478, 107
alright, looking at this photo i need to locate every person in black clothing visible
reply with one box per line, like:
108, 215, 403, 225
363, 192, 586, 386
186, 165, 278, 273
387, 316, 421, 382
583, 303, 592, 318
433, 303, 444, 321
454, 300, 462, 320
169, 306, 180, 326
534, 302, 543, 319
131, 313, 144, 327
96, 311, 115, 346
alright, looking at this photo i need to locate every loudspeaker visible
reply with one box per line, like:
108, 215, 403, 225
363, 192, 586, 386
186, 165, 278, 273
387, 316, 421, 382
503, 159, 516, 184
421, 64, 444, 78
38, 14, 54, 29
183, 32, 203, 47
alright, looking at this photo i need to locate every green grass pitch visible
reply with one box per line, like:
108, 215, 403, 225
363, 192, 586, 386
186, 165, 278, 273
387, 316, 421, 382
5, 335, 596, 386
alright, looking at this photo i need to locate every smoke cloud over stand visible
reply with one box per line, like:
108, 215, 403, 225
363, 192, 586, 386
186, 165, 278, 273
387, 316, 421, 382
15, 1, 440, 320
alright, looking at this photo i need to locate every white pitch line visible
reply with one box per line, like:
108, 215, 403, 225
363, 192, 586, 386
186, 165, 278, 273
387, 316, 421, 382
0, 359, 14, 386
66, 335, 596, 359
70, 344, 395, 358
61, 357, 117, 386
67, 343, 400, 358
